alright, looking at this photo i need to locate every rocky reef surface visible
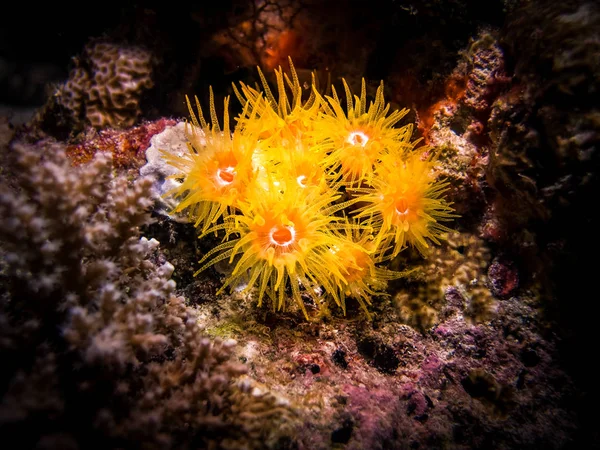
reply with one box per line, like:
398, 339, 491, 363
1, 1, 597, 448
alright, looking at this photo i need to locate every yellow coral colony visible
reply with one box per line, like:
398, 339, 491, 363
164, 57, 456, 320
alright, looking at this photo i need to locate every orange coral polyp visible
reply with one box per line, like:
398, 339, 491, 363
352, 150, 456, 257
343, 249, 370, 284
234, 57, 321, 145
196, 182, 363, 319
393, 192, 420, 224
330, 227, 413, 319
291, 159, 325, 190
313, 78, 412, 185
239, 201, 315, 271
180, 131, 251, 196
394, 198, 410, 216
338, 144, 378, 183
263, 137, 337, 195
161, 92, 258, 233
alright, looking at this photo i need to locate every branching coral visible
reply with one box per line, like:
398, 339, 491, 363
162, 59, 457, 320
0, 139, 294, 448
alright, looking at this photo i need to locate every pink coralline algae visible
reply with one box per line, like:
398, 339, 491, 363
66, 118, 176, 168
488, 257, 519, 298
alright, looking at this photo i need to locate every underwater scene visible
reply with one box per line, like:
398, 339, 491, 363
0, 1, 598, 449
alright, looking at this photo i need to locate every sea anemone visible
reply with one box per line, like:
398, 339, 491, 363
313, 78, 413, 185
196, 180, 362, 319
161, 91, 258, 233
352, 149, 456, 258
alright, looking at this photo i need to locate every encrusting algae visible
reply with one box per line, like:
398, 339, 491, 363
162, 57, 457, 320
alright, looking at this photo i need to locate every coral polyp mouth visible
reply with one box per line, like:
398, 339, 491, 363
395, 198, 411, 218
216, 166, 236, 185
296, 175, 307, 187
347, 131, 369, 147
269, 225, 296, 246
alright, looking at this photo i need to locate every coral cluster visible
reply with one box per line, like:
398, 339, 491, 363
0, 138, 294, 449
57, 40, 155, 129
162, 59, 456, 320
